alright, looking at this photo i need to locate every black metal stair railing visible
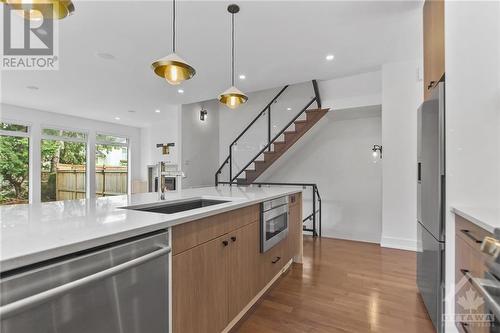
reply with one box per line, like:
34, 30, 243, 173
214, 80, 324, 237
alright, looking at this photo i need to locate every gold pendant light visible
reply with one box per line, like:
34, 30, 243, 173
219, 4, 248, 109
2, 0, 75, 20
151, 0, 195, 85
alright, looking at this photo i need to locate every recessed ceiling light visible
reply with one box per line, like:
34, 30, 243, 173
26, 85, 39, 90
155, 109, 161, 113
96, 52, 115, 60
287, 107, 292, 111
326, 54, 335, 61
114, 117, 121, 120
177, 89, 184, 94
239, 74, 246, 80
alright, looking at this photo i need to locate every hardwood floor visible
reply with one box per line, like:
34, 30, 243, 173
234, 237, 435, 333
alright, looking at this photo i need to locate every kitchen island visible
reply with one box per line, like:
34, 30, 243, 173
0, 186, 303, 333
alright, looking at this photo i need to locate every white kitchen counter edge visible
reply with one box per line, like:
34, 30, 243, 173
1, 187, 302, 273
451, 206, 500, 234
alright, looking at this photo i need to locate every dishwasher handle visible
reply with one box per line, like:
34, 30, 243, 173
0, 245, 171, 319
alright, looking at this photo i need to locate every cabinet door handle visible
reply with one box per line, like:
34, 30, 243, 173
272, 256, 281, 264
230, 236, 236, 242
222, 240, 229, 247
459, 322, 470, 333
460, 229, 483, 244
427, 80, 436, 90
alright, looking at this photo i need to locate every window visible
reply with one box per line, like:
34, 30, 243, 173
95, 134, 128, 196
0, 122, 30, 205
41, 127, 87, 202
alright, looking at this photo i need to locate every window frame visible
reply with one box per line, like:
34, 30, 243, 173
0, 119, 32, 205
0, 119, 31, 138
95, 132, 129, 147
40, 125, 89, 202
40, 125, 88, 143
94, 132, 130, 196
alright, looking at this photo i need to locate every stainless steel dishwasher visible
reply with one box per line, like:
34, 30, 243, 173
0, 230, 171, 333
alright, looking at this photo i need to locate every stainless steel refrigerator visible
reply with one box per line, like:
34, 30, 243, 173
417, 81, 445, 333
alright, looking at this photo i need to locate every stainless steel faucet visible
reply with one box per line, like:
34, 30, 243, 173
157, 161, 167, 200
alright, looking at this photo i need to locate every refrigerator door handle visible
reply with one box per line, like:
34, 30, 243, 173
418, 162, 422, 182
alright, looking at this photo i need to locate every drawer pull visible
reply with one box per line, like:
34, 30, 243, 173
460, 229, 483, 244
460, 269, 471, 279
272, 256, 281, 264
222, 240, 229, 247
459, 322, 469, 333
231, 236, 237, 242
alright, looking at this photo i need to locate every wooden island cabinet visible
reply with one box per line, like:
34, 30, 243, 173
455, 215, 492, 333
172, 192, 303, 333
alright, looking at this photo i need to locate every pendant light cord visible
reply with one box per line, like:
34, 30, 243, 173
172, 0, 176, 53
231, 12, 235, 86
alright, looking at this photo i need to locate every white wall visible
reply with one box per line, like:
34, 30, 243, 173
260, 106, 383, 242
181, 100, 220, 188
139, 105, 181, 181
380, 61, 423, 251
0, 103, 142, 203
217, 72, 383, 182
215, 72, 384, 242
444, 2, 500, 332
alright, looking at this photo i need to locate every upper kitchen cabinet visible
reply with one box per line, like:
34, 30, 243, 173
423, 0, 445, 100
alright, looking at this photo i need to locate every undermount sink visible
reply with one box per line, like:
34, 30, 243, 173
124, 199, 230, 215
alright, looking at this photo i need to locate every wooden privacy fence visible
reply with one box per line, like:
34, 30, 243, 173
54, 164, 127, 200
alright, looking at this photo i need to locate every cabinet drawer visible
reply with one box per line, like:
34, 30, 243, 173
225, 204, 260, 232
172, 204, 259, 255
455, 215, 492, 252
455, 231, 489, 333
259, 239, 286, 289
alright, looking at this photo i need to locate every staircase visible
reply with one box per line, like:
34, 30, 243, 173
238, 108, 329, 185
215, 80, 328, 237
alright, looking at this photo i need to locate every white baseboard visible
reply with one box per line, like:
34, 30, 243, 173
380, 236, 417, 251
320, 231, 381, 244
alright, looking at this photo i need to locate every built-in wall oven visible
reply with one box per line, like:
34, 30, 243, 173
261, 196, 289, 252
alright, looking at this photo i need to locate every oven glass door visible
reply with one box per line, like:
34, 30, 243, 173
265, 212, 287, 240
262, 205, 288, 252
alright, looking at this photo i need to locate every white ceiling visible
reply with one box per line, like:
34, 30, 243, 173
1, 1, 422, 127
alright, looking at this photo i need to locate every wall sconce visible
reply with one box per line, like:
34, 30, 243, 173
200, 109, 208, 121
372, 145, 382, 162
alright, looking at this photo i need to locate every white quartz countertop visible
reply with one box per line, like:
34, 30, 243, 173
451, 206, 500, 234
0, 186, 302, 273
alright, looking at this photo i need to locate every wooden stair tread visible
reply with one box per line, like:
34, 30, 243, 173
238, 107, 330, 184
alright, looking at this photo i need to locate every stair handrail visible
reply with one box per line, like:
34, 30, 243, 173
229, 96, 318, 183
215, 79, 322, 185
215, 85, 288, 184
231, 85, 289, 147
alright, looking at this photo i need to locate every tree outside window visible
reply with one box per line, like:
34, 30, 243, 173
41, 128, 87, 202
0, 122, 30, 205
